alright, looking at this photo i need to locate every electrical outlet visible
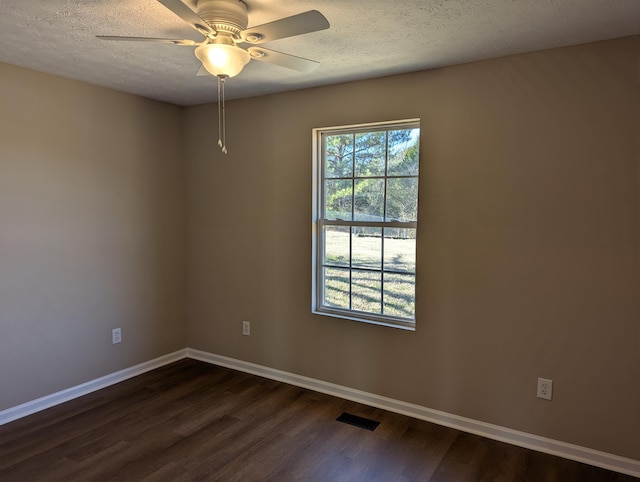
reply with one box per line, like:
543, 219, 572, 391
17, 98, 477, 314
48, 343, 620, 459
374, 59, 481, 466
537, 377, 552, 400
242, 320, 250, 336
112, 328, 122, 344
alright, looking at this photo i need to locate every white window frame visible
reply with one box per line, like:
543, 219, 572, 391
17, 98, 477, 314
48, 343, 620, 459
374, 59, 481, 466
312, 119, 420, 331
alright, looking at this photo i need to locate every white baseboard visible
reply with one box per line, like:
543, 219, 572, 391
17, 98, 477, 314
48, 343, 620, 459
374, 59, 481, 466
0, 349, 187, 426
187, 348, 640, 478
2, 347, 638, 478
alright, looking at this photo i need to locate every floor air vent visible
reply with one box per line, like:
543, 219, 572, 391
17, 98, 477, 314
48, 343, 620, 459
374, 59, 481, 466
336, 412, 380, 431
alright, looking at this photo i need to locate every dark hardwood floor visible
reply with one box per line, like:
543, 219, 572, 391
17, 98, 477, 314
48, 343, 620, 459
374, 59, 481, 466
0, 359, 636, 481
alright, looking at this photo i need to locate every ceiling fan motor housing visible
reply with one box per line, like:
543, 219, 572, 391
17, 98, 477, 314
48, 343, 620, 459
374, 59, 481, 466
197, 0, 248, 38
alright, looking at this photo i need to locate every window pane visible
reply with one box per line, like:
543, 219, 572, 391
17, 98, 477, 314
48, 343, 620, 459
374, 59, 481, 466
387, 129, 419, 176
386, 178, 418, 222
324, 226, 350, 267
352, 227, 381, 270
325, 134, 354, 178
325, 179, 352, 220
354, 178, 384, 221
383, 228, 416, 273
354, 131, 386, 177
383, 273, 415, 319
324, 267, 350, 309
352, 270, 381, 314
316, 121, 419, 327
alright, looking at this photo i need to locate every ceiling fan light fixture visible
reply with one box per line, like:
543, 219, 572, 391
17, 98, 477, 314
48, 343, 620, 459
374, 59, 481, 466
98, 1, 330, 155
195, 43, 250, 78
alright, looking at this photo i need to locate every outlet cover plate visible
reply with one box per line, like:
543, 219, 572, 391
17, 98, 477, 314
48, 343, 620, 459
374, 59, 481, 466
537, 377, 553, 400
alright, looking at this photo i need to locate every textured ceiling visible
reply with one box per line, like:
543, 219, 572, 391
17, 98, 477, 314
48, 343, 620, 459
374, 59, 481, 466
1, 0, 639, 106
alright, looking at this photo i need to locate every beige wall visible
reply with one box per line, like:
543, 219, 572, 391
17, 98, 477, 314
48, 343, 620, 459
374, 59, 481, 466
0, 63, 186, 410
1, 35, 638, 461
184, 36, 640, 459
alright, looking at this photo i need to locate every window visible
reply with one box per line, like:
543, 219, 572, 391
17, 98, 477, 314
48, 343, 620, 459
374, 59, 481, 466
313, 119, 420, 330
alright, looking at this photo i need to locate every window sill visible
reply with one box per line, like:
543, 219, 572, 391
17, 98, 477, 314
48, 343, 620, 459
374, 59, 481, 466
313, 308, 416, 331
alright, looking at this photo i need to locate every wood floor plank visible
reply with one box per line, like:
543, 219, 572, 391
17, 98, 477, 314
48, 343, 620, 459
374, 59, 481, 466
0, 359, 637, 482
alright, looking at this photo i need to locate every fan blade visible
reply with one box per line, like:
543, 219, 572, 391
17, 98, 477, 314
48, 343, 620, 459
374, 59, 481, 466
247, 47, 319, 72
157, 0, 214, 36
240, 10, 329, 44
97, 36, 197, 46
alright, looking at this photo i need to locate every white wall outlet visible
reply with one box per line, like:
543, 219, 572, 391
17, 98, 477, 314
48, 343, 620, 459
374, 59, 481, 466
112, 328, 122, 344
242, 320, 250, 336
537, 377, 553, 400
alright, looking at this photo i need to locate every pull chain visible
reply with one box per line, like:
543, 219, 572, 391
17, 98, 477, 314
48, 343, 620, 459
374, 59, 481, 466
217, 75, 228, 154
217, 75, 223, 149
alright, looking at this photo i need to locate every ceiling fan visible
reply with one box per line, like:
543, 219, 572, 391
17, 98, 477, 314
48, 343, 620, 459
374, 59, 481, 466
98, 0, 330, 152
98, 0, 330, 77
